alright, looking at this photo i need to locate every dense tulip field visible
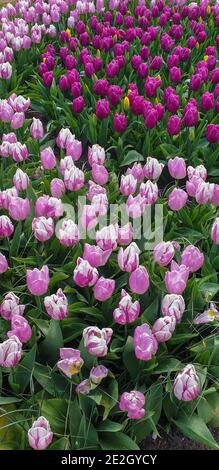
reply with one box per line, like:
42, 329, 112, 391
0, 0, 219, 451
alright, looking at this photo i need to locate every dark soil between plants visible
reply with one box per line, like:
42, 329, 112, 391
143, 427, 219, 450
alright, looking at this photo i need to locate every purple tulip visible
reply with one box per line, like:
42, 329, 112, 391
134, 324, 158, 361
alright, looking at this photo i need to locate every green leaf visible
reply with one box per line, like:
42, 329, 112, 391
123, 336, 140, 379
40, 399, 68, 434
69, 399, 83, 449
0, 397, 22, 405
120, 150, 144, 167
97, 420, 124, 432
49, 272, 70, 289
153, 358, 183, 374
173, 414, 219, 450
39, 320, 63, 365
10, 221, 22, 258
99, 432, 139, 450
33, 363, 70, 398
89, 380, 118, 421
49, 437, 69, 450
9, 345, 36, 394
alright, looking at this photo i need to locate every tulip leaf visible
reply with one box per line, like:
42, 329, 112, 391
173, 414, 219, 450
120, 150, 144, 167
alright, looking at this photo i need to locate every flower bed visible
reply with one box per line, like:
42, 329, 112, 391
0, 0, 219, 451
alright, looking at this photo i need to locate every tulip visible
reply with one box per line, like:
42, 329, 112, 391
76, 380, 92, 395
168, 188, 188, 211
134, 324, 158, 361
126, 194, 147, 218
91, 193, 108, 217
50, 178, 65, 199
57, 348, 84, 378
126, 163, 144, 183
7, 315, 32, 343
26, 265, 50, 296
28, 417, 53, 451
96, 225, 118, 251
118, 242, 140, 273
187, 165, 207, 181
119, 391, 145, 420
83, 243, 112, 268
40, 147, 56, 170
90, 365, 108, 384
73, 257, 99, 288
91, 163, 109, 185
88, 144, 105, 167
60, 156, 75, 175
143, 157, 164, 180
168, 157, 186, 180
117, 223, 133, 246
153, 241, 179, 267
120, 174, 137, 196
72, 96, 84, 113
181, 245, 204, 273
211, 218, 219, 245
0, 252, 8, 274
194, 303, 219, 324
8, 197, 30, 221
173, 364, 200, 401
170, 66, 181, 84
0, 292, 25, 321
0, 335, 22, 368
114, 113, 127, 133
129, 266, 150, 294
66, 140, 82, 161
162, 294, 185, 323
167, 115, 181, 135
113, 289, 140, 325
140, 181, 159, 204
87, 181, 106, 201
195, 181, 214, 204
83, 326, 113, 357
13, 169, 29, 191
30, 118, 44, 139
206, 124, 219, 143
81, 205, 98, 231
58, 219, 80, 247
0, 100, 14, 122
93, 277, 115, 301
35, 196, 64, 219
96, 99, 110, 120
12, 143, 28, 162
165, 261, 189, 295
32, 217, 54, 242
56, 128, 73, 149
201, 92, 214, 112
64, 166, 84, 191
11, 112, 25, 129
152, 316, 176, 343
0, 215, 14, 238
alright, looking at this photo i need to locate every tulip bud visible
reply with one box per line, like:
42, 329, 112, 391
8, 197, 30, 221
118, 242, 140, 272
83, 243, 111, 268
0, 215, 14, 238
83, 326, 112, 357
73, 257, 99, 288
119, 390, 145, 420
129, 266, 150, 294
96, 224, 118, 251
113, 289, 140, 325
162, 294, 185, 323
120, 174, 137, 196
0, 292, 25, 321
40, 147, 56, 170
0, 252, 8, 273
90, 365, 108, 384
13, 169, 29, 191
152, 316, 176, 342
168, 157, 186, 180
134, 324, 158, 361
211, 218, 219, 245
32, 217, 54, 242
165, 261, 189, 295
30, 118, 44, 139
153, 241, 179, 267
50, 178, 65, 198
28, 417, 53, 450
143, 157, 164, 180
44, 288, 68, 320
0, 335, 22, 368
93, 276, 115, 301
26, 265, 50, 296
173, 364, 200, 401
7, 315, 32, 343
181, 245, 204, 273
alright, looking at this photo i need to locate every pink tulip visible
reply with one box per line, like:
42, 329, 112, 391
0, 252, 8, 273
76, 379, 92, 395
194, 303, 219, 324
57, 348, 83, 378
120, 174, 137, 196
93, 277, 115, 301
96, 225, 118, 251
66, 139, 82, 161
134, 324, 158, 361
32, 217, 54, 242
83, 243, 112, 267
88, 144, 105, 166
187, 165, 207, 181
118, 242, 140, 272
12, 143, 28, 162
35, 195, 64, 219
143, 157, 164, 180
64, 166, 84, 191
28, 416, 53, 450
30, 118, 44, 139
26, 265, 50, 296
60, 156, 75, 175
13, 169, 29, 191
126, 163, 144, 183
11, 112, 25, 129
168, 156, 186, 179
168, 188, 188, 211
0, 292, 25, 321
126, 194, 147, 218
181, 245, 204, 272
8, 197, 30, 221
7, 315, 32, 343
129, 266, 150, 294
87, 180, 106, 201
73, 257, 99, 288
44, 288, 68, 320
162, 294, 185, 322
165, 261, 189, 295
140, 181, 159, 204
50, 178, 65, 198
195, 181, 214, 204
40, 147, 56, 170
117, 223, 133, 246
153, 241, 179, 267
0, 215, 14, 238
152, 316, 176, 343
83, 326, 113, 357
0, 335, 22, 368
91, 163, 109, 185
81, 205, 98, 230
91, 193, 108, 217
90, 365, 108, 384
58, 219, 80, 247
113, 289, 140, 325
173, 364, 200, 401
56, 128, 73, 149
211, 218, 219, 245
186, 175, 203, 197
119, 390, 145, 420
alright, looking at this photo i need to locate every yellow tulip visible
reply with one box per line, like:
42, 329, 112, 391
204, 55, 208, 62
123, 96, 130, 110
66, 28, 71, 38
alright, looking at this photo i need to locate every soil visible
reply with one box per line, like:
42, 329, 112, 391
143, 427, 219, 450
